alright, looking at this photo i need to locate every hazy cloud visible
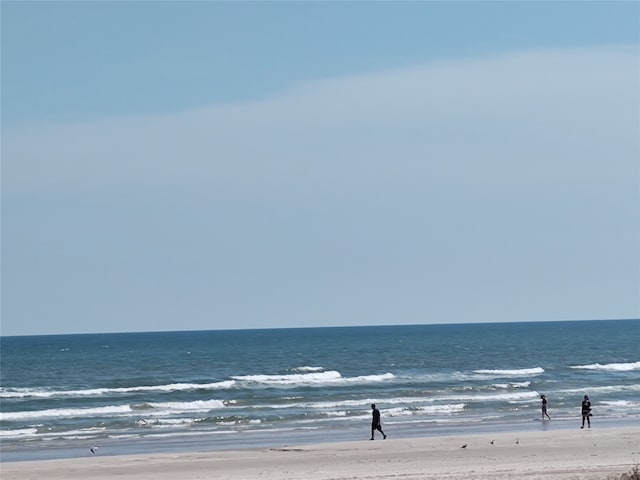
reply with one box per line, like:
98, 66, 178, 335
2, 46, 638, 334
4, 46, 637, 196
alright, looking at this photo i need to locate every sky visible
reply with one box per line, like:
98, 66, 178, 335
1, 1, 639, 336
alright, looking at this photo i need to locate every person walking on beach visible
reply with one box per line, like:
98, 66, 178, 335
370, 404, 387, 440
581, 395, 592, 429
541, 395, 551, 420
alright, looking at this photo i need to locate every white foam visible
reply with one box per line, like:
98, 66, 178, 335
146, 399, 226, 411
560, 384, 640, 395
474, 367, 545, 376
0, 404, 132, 421
232, 371, 343, 384
569, 361, 640, 372
231, 371, 394, 386
0, 398, 227, 422
0, 427, 38, 437
0, 371, 396, 400
291, 396, 433, 410
293, 366, 324, 372
416, 403, 466, 415
491, 382, 531, 389
0, 380, 238, 399
439, 390, 541, 402
38, 427, 107, 438
599, 400, 639, 407
342, 373, 395, 383
324, 411, 348, 417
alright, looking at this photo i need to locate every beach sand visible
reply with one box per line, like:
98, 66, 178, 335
2, 426, 639, 479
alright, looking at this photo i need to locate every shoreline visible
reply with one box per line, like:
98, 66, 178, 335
2, 425, 639, 479
1, 414, 635, 463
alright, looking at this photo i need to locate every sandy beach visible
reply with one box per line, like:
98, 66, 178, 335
2, 426, 638, 480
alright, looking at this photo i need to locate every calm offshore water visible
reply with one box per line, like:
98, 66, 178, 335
1, 320, 639, 461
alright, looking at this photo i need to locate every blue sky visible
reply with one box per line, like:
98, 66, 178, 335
2, 1, 639, 335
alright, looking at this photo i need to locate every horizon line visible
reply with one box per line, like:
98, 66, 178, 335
1, 318, 638, 338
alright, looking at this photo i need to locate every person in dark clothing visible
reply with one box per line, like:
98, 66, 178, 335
541, 394, 551, 420
581, 395, 592, 429
370, 404, 387, 440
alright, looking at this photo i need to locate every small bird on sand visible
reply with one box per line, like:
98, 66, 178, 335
461, 444, 467, 448
90, 445, 98, 454
515, 439, 520, 445
490, 440, 495, 445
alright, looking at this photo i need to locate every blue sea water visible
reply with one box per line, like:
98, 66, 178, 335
1, 320, 639, 461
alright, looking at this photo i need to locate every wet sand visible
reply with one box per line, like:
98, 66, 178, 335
2, 425, 639, 479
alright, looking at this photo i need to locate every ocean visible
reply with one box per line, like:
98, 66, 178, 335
1, 320, 639, 461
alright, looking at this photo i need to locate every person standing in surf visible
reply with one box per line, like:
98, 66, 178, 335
581, 395, 592, 428
541, 395, 551, 420
370, 404, 387, 440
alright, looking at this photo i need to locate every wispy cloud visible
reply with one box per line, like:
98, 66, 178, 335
3, 46, 638, 197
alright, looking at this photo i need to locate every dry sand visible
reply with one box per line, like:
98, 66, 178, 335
2, 426, 639, 479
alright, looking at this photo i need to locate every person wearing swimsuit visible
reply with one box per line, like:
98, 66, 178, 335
541, 394, 551, 420
581, 395, 592, 429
